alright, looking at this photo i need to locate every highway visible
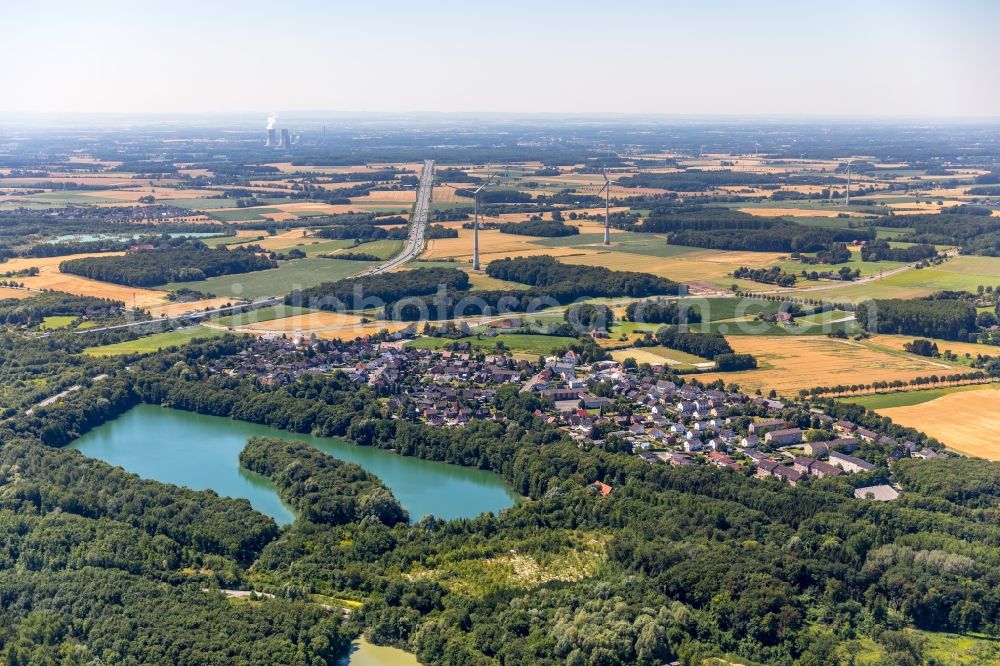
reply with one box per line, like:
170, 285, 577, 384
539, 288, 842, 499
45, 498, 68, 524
66, 161, 434, 337
364, 159, 434, 275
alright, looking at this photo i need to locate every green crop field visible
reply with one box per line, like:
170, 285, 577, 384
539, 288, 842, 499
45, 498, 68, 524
792, 309, 852, 326
84, 326, 229, 356
532, 233, 702, 260
156, 198, 244, 210
198, 234, 249, 247
297, 239, 360, 256
208, 207, 282, 222
773, 250, 907, 279
348, 239, 403, 259
214, 305, 314, 327
161, 257, 373, 300
843, 382, 999, 409
685, 297, 785, 323
22, 192, 123, 205
406, 333, 576, 356
38, 315, 77, 330
812, 255, 1000, 301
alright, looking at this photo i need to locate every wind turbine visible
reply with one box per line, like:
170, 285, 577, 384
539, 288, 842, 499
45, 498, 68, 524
472, 167, 498, 271
599, 167, 612, 246
844, 160, 853, 207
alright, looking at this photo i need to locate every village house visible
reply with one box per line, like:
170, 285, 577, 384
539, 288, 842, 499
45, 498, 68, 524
708, 451, 738, 470
764, 428, 803, 446
592, 481, 613, 496
829, 451, 876, 473
856, 428, 879, 443
749, 418, 786, 435
833, 420, 858, 435
804, 441, 828, 458
810, 460, 843, 478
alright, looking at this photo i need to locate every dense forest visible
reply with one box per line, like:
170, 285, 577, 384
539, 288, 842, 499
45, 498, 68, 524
292, 267, 470, 311
860, 239, 938, 262
872, 212, 1000, 256
667, 221, 870, 253
0, 292, 122, 326
625, 298, 702, 326
6, 333, 995, 664
485, 256, 681, 298
498, 219, 580, 236
60, 242, 276, 287
618, 170, 779, 191
368, 256, 683, 322
241, 438, 407, 526
424, 224, 459, 239
856, 298, 979, 341
315, 223, 409, 241
733, 266, 798, 286
654, 327, 735, 360
714, 352, 758, 371
637, 209, 874, 253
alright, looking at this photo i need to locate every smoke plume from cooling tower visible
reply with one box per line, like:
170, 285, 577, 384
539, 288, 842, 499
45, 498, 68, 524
266, 114, 278, 130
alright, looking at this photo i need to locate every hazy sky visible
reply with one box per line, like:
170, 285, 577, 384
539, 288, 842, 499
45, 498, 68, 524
3, 0, 999, 117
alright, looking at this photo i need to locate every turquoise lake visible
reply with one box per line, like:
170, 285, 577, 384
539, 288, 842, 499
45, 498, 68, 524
70, 404, 519, 525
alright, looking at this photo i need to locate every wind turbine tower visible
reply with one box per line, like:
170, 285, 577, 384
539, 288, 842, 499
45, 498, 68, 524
471, 169, 497, 271
845, 162, 852, 207
600, 168, 612, 245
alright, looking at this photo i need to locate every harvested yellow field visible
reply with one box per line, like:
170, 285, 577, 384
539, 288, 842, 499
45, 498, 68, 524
917, 186, 976, 198
1, 253, 119, 274
66, 155, 122, 167
879, 388, 1000, 459
235, 312, 413, 341
230, 229, 321, 250
22, 274, 167, 308
235, 229, 268, 238
0, 287, 35, 300
5, 253, 169, 308
696, 335, 964, 396
218, 202, 362, 220
147, 297, 236, 317
421, 228, 546, 261
317, 181, 375, 191
431, 186, 472, 203
886, 200, 966, 214
316, 322, 414, 341
244, 311, 365, 333
610, 348, 679, 365
476, 247, 597, 265
739, 207, 866, 218
560, 248, 784, 284
351, 190, 416, 204
259, 211, 298, 222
